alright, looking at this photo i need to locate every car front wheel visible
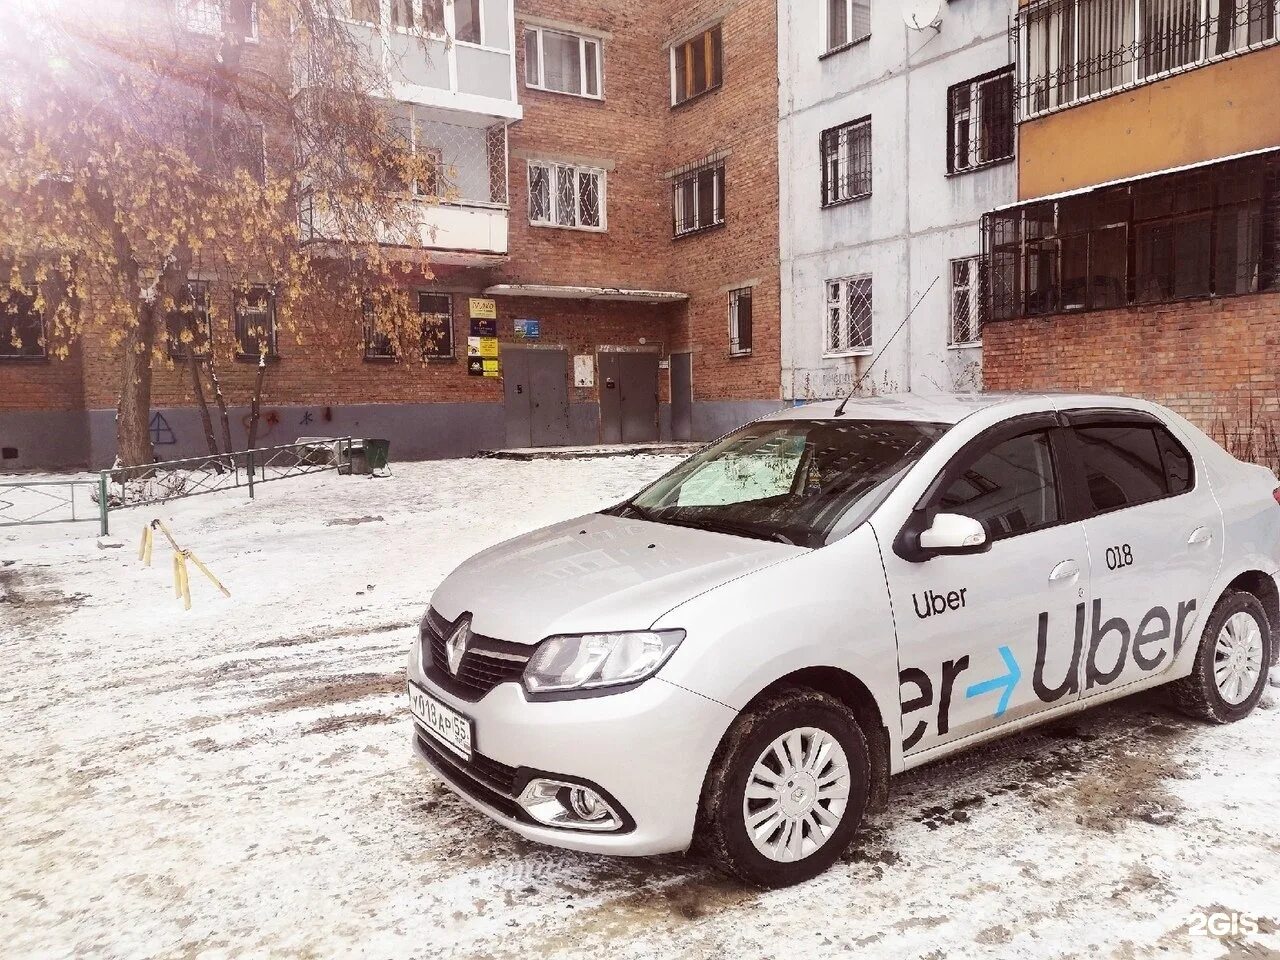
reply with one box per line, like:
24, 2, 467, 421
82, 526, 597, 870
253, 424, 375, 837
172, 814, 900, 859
696, 688, 870, 887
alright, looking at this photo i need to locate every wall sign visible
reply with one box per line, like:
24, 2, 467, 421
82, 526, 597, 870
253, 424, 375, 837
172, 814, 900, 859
467, 357, 501, 378
468, 336, 500, 359
469, 297, 497, 320
514, 318, 541, 340
469, 318, 497, 337
573, 354, 594, 388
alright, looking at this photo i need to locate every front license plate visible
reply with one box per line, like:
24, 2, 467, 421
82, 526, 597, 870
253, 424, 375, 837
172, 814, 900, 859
408, 681, 474, 761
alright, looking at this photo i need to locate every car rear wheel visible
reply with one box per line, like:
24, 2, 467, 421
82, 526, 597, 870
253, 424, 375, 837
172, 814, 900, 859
696, 688, 870, 887
1169, 590, 1272, 723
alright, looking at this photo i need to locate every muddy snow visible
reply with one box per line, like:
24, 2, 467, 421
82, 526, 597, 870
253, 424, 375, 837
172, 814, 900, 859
2, 456, 1279, 959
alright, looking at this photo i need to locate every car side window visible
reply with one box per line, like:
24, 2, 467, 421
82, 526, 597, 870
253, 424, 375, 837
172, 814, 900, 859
937, 430, 1059, 541
1073, 424, 1191, 514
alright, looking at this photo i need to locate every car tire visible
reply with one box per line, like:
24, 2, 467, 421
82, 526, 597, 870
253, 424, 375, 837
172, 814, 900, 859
695, 688, 870, 888
1168, 589, 1273, 724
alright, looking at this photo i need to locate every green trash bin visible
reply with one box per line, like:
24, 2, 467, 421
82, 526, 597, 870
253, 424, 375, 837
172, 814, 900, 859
364, 438, 391, 473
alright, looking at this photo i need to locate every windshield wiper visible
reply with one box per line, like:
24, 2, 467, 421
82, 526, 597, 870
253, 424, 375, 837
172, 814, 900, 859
677, 516, 797, 546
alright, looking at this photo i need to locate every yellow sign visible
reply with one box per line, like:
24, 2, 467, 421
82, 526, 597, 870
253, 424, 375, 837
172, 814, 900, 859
482, 359, 501, 378
467, 336, 499, 359
469, 297, 497, 320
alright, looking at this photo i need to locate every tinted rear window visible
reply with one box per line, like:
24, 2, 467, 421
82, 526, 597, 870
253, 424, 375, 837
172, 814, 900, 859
1074, 423, 1192, 513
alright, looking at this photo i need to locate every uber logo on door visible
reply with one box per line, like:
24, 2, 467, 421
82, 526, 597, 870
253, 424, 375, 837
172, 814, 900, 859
913, 588, 969, 619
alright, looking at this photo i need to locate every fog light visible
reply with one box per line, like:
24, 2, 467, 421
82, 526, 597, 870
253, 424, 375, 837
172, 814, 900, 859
516, 778, 622, 832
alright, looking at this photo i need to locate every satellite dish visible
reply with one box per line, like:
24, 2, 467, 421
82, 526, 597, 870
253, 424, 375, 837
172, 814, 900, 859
902, 0, 943, 31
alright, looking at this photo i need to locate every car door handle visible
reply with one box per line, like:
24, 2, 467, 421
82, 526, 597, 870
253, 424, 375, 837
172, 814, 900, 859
1049, 559, 1081, 584
1188, 526, 1213, 546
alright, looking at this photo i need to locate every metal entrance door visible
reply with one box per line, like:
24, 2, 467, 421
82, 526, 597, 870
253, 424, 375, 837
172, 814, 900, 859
503, 347, 570, 448
670, 352, 693, 441
599, 351, 659, 443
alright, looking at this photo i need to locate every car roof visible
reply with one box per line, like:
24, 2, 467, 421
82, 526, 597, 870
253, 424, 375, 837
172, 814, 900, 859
763, 392, 1156, 426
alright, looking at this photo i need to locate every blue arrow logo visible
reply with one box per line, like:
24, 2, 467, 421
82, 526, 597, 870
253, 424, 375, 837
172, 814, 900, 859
965, 645, 1022, 718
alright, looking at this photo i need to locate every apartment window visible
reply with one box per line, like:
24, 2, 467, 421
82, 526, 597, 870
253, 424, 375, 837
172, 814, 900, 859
825, 275, 873, 354
454, 0, 481, 43
825, 0, 871, 52
176, 0, 258, 40
385, 106, 442, 197
234, 285, 278, 359
820, 117, 871, 206
949, 258, 986, 345
672, 156, 726, 236
0, 285, 45, 360
948, 68, 1015, 174
419, 292, 454, 359
528, 161, 605, 230
362, 299, 396, 361
389, 0, 414, 28
184, 115, 265, 184
1019, 0, 1278, 117
670, 25, 723, 106
525, 27, 602, 98
166, 281, 212, 360
728, 287, 753, 356
349, 0, 379, 24
980, 151, 1280, 320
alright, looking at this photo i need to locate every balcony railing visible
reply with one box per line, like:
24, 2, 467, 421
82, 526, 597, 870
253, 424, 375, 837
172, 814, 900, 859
1015, 0, 1279, 119
301, 116, 509, 256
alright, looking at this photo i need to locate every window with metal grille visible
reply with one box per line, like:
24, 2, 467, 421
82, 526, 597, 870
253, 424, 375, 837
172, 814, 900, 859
528, 161, 605, 230
0, 283, 45, 360
385, 105, 443, 198
525, 27, 602, 98
670, 25, 723, 106
419, 292, 454, 360
362, 298, 396, 361
728, 287, 753, 356
825, 275, 873, 354
176, 0, 258, 40
979, 150, 1280, 319
1017, 0, 1278, 118
166, 281, 213, 360
949, 257, 988, 345
825, 0, 871, 52
820, 117, 871, 206
233, 285, 278, 359
672, 156, 726, 236
948, 68, 1015, 174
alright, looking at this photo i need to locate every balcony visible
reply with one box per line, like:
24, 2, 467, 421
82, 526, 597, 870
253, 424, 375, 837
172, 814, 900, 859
320, 0, 521, 122
301, 113, 510, 262
1015, 0, 1278, 118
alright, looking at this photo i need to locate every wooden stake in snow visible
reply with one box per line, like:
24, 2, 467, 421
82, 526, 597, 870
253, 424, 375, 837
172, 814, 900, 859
139, 519, 230, 611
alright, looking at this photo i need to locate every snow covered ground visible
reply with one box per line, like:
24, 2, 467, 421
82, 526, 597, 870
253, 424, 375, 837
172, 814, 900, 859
2, 455, 1279, 960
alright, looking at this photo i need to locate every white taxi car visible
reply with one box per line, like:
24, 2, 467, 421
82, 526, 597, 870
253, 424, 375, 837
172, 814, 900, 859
408, 393, 1278, 886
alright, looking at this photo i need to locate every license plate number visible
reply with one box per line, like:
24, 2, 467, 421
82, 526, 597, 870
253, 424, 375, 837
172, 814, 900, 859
408, 682, 473, 761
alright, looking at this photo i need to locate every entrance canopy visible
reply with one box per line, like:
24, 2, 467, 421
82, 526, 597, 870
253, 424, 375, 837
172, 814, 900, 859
483, 283, 688, 304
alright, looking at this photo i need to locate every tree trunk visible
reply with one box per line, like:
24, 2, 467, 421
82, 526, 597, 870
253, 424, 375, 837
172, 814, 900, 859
187, 350, 221, 464
245, 353, 268, 451
115, 302, 157, 469
208, 358, 236, 455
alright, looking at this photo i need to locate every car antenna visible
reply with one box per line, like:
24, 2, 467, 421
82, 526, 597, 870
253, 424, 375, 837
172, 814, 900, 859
833, 275, 940, 417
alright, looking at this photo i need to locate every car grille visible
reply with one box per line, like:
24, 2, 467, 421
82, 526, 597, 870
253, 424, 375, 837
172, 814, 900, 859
422, 607, 532, 701
414, 727, 521, 819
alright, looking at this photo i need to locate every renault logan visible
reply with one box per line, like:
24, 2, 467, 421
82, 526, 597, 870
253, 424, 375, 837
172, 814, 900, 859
407, 393, 1279, 886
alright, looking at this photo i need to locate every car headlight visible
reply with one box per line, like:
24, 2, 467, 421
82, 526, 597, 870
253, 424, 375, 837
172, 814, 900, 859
522, 630, 686, 695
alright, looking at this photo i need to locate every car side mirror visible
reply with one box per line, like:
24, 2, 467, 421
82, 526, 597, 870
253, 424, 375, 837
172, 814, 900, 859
918, 513, 989, 556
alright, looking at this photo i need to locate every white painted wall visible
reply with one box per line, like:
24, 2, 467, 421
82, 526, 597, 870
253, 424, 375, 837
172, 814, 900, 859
778, 0, 1017, 400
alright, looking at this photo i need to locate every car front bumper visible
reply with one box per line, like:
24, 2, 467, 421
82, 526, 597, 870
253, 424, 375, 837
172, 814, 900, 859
407, 669, 736, 856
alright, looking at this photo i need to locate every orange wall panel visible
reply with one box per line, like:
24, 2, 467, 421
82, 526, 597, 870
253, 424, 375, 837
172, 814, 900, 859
1018, 46, 1280, 200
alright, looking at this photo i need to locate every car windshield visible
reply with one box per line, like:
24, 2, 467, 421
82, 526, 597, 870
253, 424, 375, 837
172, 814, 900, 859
611, 418, 948, 548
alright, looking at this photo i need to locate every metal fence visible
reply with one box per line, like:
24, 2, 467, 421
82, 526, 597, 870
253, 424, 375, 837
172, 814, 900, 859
0, 438, 352, 537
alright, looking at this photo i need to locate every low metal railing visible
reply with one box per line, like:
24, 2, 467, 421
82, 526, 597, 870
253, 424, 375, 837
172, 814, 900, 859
0, 438, 353, 537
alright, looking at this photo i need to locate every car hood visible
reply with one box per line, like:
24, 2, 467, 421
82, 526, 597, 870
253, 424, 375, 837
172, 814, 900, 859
429, 512, 807, 645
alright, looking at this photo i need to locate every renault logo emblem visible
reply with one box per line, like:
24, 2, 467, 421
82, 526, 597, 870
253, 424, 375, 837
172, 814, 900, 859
445, 617, 472, 676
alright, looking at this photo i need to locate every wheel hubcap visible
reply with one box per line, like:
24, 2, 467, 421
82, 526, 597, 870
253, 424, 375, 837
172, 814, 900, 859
742, 726, 850, 864
1214, 611, 1265, 706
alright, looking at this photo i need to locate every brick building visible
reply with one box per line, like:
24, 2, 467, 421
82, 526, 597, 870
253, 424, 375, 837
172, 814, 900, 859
981, 0, 1280, 451
0, 0, 782, 469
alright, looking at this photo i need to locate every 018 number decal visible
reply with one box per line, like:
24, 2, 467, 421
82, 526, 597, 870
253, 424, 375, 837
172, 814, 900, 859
1105, 544, 1134, 570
